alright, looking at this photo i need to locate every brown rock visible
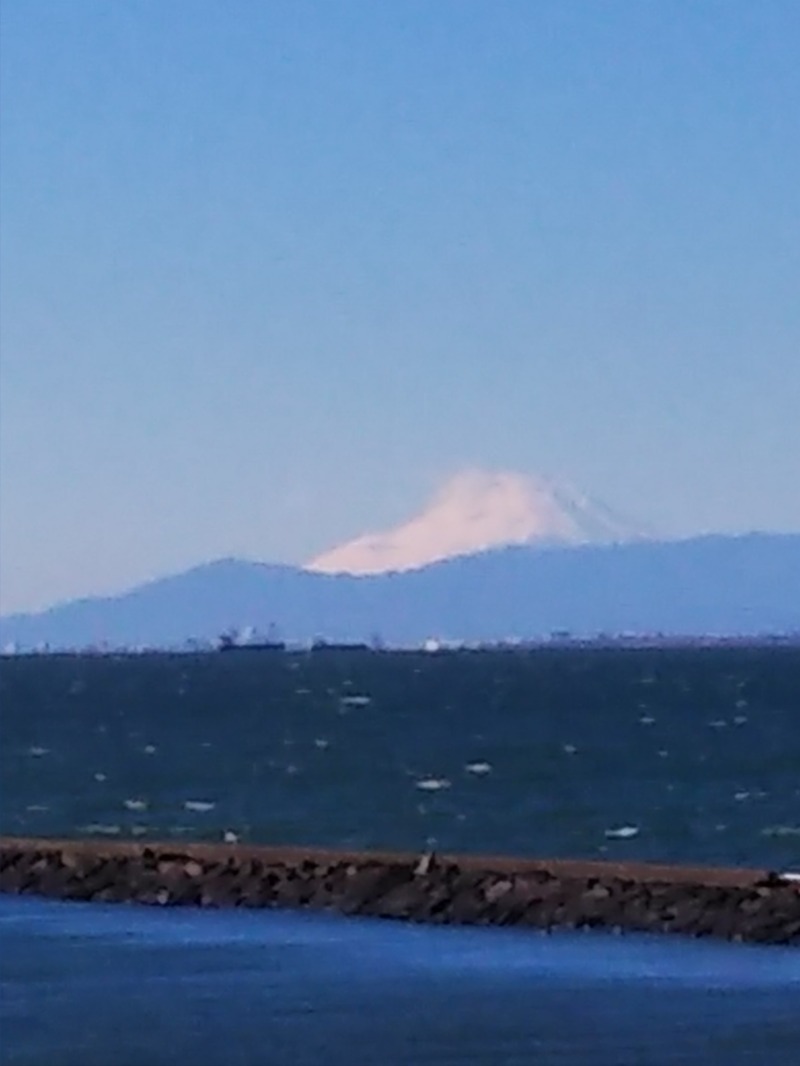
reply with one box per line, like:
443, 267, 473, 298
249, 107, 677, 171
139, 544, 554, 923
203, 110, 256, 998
443, 890, 489, 925
335, 863, 412, 914
372, 880, 427, 919
38, 864, 78, 898
585, 881, 612, 900
484, 878, 514, 904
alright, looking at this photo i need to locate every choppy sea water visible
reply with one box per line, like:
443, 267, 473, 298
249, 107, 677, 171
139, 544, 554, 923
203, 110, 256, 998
2, 894, 800, 1066
1, 647, 798, 867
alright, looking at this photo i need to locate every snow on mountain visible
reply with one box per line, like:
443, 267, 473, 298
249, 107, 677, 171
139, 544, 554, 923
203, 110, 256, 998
306, 469, 649, 576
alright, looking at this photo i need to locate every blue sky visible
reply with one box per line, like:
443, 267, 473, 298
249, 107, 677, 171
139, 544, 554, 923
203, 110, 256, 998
1, 0, 798, 612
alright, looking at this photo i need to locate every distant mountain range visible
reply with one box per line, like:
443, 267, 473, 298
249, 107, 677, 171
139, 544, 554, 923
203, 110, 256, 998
1, 534, 798, 650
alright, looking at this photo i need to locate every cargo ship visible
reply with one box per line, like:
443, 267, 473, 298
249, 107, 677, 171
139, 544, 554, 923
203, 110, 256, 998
310, 639, 372, 652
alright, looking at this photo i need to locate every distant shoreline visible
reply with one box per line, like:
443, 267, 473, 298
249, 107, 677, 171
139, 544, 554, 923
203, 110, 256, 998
2, 635, 799, 658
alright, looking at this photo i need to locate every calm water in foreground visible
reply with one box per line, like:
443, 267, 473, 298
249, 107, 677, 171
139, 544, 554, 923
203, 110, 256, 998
2, 894, 800, 1066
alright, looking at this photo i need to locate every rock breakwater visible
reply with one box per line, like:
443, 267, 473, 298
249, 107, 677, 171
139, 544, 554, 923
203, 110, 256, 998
1, 837, 798, 945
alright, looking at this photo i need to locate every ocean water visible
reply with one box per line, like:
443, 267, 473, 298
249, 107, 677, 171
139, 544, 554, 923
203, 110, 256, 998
2, 648, 800, 1065
1, 647, 799, 868
2, 894, 800, 1066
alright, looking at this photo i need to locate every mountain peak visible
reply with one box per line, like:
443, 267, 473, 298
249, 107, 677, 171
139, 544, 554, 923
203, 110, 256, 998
307, 468, 648, 576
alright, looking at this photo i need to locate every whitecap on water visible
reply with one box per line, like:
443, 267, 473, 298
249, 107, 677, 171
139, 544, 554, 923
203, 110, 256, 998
639, 715, 656, 725
734, 791, 751, 801
28, 746, 49, 757
415, 777, 451, 792
761, 825, 800, 838
562, 743, 578, 755
184, 800, 216, 813
314, 738, 330, 750
123, 798, 148, 812
26, 804, 49, 812
604, 825, 640, 840
708, 719, 728, 729
733, 715, 748, 725
93, 772, 107, 782
339, 694, 372, 707
81, 824, 121, 836
465, 761, 492, 775
222, 830, 239, 843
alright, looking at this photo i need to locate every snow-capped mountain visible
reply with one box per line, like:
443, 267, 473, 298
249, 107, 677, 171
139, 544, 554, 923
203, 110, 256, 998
307, 469, 649, 575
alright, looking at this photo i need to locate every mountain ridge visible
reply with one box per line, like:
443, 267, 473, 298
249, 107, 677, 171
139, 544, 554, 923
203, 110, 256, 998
1, 533, 798, 649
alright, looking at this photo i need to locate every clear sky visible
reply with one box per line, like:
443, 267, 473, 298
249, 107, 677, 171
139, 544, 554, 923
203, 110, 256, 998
1, 0, 798, 613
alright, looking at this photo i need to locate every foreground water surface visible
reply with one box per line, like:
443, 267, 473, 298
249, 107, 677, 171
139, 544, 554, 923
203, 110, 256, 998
1, 647, 798, 867
2, 894, 800, 1066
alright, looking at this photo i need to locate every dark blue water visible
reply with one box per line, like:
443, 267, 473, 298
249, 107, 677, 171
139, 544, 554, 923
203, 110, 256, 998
1, 648, 799, 867
2, 894, 799, 1066
2, 648, 800, 1063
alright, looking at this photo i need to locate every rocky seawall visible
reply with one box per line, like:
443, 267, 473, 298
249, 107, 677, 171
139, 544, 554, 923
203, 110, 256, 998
1, 837, 798, 945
